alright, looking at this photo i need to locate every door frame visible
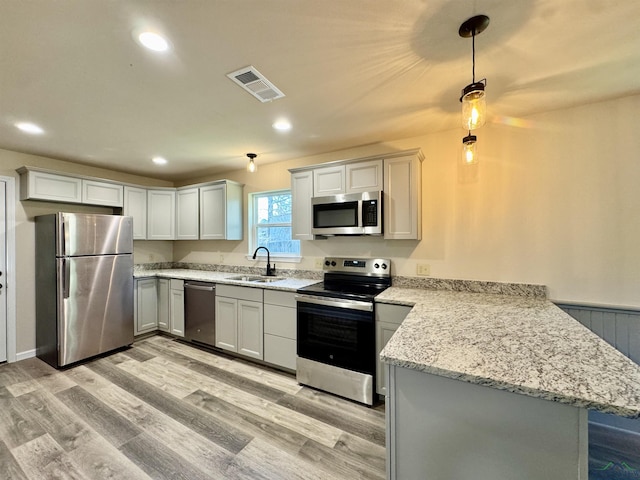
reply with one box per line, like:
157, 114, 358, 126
0, 176, 17, 362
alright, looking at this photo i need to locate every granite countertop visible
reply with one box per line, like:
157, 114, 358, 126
134, 268, 320, 292
378, 287, 640, 418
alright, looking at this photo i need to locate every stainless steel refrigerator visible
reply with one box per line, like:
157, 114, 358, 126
35, 213, 134, 367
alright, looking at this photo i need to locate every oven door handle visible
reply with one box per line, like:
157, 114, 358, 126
295, 295, 373, 312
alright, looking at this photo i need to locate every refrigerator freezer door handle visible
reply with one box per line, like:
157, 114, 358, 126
63, 259, 70, 299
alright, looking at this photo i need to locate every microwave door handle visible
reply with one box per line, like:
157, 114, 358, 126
358, 200, 364, 229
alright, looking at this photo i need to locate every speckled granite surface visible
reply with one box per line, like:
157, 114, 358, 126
378, 287, 640, 418
392, 276, 547, 298
133, 268, 320, 292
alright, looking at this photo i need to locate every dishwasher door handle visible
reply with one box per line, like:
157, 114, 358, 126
184, 283, 215, 292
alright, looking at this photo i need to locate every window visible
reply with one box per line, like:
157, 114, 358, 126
249, 190, 300, 260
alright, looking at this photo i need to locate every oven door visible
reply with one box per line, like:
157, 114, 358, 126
296, 296, 375, 375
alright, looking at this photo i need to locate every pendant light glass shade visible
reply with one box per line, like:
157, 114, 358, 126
461, 81, 486, 130
246, 153, 257, 173
462, 133, 478, 165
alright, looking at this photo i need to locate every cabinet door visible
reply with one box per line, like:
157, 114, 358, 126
147, 190, 176, 240
346, 160, 383, 193
170, 280, 185, 337
291, 171, 314, 240
376, 321, 401, 396
200, 184, 226, 240
23, 171, 82, 203
135, 278, 158, 335
237, 300, 263, 360
383, 155, 422, 240
82, 180, 124, 207
157, 278, 170, 332
176, 188, 199, 240
123, 187, 147, 240
215, 296, 238, 352
264, 335, 296, 370
313, 165, 345, 196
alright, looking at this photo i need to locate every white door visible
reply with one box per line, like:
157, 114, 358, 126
0, 181, 7, 362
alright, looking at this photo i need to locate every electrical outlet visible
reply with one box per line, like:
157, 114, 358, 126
315, 258, 324, 269
148, 254, 155, 262
219, 254, 224, 264
416, 264, 430, 276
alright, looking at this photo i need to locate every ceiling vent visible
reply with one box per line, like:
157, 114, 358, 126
226, 66, 285, 103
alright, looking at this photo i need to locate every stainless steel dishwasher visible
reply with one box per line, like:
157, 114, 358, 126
184, 281, 216, 347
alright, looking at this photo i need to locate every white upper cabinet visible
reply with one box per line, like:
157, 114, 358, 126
18, 169, 82, 203
312, 160, 383, 197
291, 170, 314, 240
383, 152, 423, 240
200, 182, 243, 240
313, 165, 345, 196
81, 179, 124, 207
345, 159, 383, 193
176, 188, 199, 240
147, 189, 176, 240
123, 186, 147, 240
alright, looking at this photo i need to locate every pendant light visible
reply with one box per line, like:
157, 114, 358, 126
246, 153, 257, 173
459, 15, 489, 131
462, 132, 478, 165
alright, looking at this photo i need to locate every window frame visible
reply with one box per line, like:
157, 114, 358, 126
247, 189, 301, 263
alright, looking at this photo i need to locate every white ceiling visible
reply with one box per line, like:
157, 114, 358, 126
1, 0, 639, 181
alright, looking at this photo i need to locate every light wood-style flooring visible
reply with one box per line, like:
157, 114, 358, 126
0, 335, 386, 479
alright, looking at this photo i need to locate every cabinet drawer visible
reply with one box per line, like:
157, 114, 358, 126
264, 334, 296, 370
264, 289, 296, 308
375, 303, 412, 326
264, 304, 296, 339
216, 284, 263, 302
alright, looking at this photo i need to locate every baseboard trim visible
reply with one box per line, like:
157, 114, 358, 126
16, 349, 36, 361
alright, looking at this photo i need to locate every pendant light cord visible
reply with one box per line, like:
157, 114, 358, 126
472, 29, 476, 83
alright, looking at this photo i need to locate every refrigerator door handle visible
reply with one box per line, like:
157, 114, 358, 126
63, 258, 70, 299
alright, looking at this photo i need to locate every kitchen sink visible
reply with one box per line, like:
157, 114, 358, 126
226, 275, 284, 283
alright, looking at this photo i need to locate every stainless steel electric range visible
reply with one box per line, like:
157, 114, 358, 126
295, 257, 391, 405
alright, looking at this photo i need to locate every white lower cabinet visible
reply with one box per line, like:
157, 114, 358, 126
170, 279, 185, 337
215, 285, 263, 360
134, 278, 158, 335
263, 290, 297, 370
157, 278, 170, 332
136, 277, 183, 337
376, 303, 412, 395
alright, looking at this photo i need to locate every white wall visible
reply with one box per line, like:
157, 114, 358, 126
174, 94, 640, 309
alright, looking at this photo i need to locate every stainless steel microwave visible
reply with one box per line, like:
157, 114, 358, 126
311, 191, 382, 235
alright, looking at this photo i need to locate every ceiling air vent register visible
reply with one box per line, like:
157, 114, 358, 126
227, 66, 285, 103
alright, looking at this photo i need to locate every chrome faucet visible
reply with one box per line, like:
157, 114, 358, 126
252, 246, 276, 276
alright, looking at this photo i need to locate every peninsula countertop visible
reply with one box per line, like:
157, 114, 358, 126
377, 287, 640, 418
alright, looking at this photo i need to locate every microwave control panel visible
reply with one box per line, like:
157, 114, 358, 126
362, 200, 378, 227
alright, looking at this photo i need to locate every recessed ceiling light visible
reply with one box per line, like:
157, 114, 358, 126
152, 156, 168, 165
272, 119, 292, 132
15, 122, 44, 134
138, 31, 170, 52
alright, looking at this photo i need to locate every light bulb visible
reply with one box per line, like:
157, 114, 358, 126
247, 159, 257, 173
461, 86, 486, 130
462, 133, 478, 165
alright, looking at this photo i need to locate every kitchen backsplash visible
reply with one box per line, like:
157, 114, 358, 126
134, 262, 546, 297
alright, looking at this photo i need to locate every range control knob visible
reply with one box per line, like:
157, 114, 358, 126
381, 263, 388, 269
324, 260, 331, 266
331, 261, 337, 266
374, 263, 380, 269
